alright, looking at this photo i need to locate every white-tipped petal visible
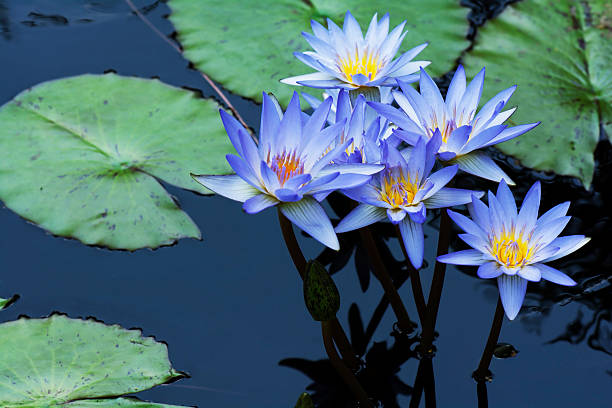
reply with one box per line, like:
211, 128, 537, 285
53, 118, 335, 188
335, 204, 387, 233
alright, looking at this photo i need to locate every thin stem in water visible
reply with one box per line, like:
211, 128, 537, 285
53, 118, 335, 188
473, 296, 504, 382
322, 321, 373, 407
359, 227, 414, 332
277, 209, 360, 370
124, 0, 253, 139
395, 225, 427, 325
420, 210, 452, 350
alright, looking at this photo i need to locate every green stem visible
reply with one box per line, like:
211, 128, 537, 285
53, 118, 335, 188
395, 225, 427, 325
359, 227, 414, 332
277, 209, 360, 370
473, 296, 504, 382
322, 321, 373, 407
420, 210, 452, 351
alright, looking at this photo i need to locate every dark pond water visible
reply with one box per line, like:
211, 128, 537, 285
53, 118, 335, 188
0, 1, 610, 407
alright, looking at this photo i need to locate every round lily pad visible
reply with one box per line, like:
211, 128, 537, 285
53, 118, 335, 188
61, 397, 190, 407
0, 74, 235, 250
463, 0, 612, 188
0, 315, 188, 408
168, 0, 469, 106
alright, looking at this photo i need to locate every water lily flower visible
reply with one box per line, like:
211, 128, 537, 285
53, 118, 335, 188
281, 11, 430, 89
437, 180, 590, 320
192, 91, 383, 250
369, 66, 540, 184
335, 131, 484, 269
302, 89, 391, 165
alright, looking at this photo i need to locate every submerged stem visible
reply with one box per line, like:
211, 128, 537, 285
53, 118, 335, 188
473, 296, 504, 382
360, 227, 414, 332
322, 321, 373, 407
277, 209, 360, 369
395, 225, 427, 325
420, 210, 452, 351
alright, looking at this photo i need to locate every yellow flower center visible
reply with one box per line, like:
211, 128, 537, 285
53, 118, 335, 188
339, 50, 381, 85
267, 150, 304, 186
379, 170, 419, 208
490, 230, 533, 268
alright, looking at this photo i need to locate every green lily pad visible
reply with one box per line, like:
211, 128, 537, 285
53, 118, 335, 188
0, 315, 189, 408
462, 0, 612, 188
60, 397, 188, 407
0, 295, 18, 311
168, 0, 469, 106
0, 74, 235, 250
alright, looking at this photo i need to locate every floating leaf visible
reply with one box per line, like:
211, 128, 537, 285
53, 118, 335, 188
462, 0, 612, 187
0, 294, 18, 311
303, 260, 340, 322
61, 397, 188, 407
0, 74, 235, 250
168, 0, 469, 106
0, 315, 190, 408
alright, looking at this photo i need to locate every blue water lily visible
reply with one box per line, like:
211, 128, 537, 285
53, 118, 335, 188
437, 180, 590, 320
281, 11, 429, 89
335, 132, 483, 269
192, 91, 384, 250
369, 66, 540, 184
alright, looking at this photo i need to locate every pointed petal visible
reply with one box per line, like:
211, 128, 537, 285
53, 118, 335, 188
482, 122, 540, 147
496, 179, 517, 218
537, 201, 570, 227
422, 165, 458, 200
518, 265, 541, 282
191, 174, 259, 202
447, 209, 487, 239
437, 249, 487, 266
477, 262, 503, 279
219, 109, 246, 156
274, 188, 303, 202
544, 236, 590, 262
424, 187, 483, 209
280, 197, 339, 250
368, 101, 423, 134
399, 216, 424, 269
260, 92, 282, 150
459, 67, 485, 121
243, 193, 279, 214
517, 181, 541, 234
278, 92, 303, 150
280, 71, 336, 86
445, 64, 466, 112
453, 152, 515, 185
387, 208, 407, 224
226, 154, 260, 188
497, 274, 527, 320
335, 204, 387, 233
534, 263, 577, 286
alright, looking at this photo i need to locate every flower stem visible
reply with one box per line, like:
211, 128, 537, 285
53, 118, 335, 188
420, 210, 452, 351
322, 321, 373, 407
359, 227, 415, 332
476, 381, 488, 408
395, 225, 427, 325
409, 357, 436, 408
473, 296, 504, 382
277, 209, 360, 370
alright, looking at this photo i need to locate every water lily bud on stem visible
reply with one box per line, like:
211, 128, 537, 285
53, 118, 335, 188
303, 260, 341, 322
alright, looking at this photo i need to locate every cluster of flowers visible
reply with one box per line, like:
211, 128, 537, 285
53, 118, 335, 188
194, 12, 588, 320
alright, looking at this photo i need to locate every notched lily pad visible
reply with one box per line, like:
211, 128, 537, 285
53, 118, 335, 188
0, 314, 190, 408
168, 0, 469, 106
0, 74, 235, 250
463, 0, 612, 188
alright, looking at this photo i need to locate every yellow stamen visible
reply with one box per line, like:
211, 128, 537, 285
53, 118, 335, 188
378, 170, 419, 208
490, 229, 533, 268
338, 48, 381, 85
267, 150, 304, 186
